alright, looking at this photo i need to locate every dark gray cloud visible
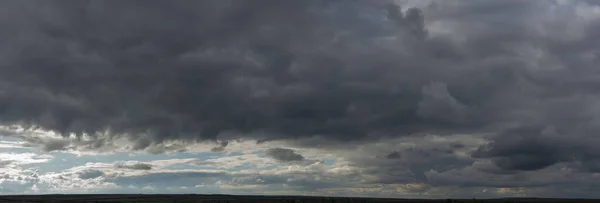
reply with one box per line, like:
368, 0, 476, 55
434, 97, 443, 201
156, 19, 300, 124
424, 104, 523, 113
0, 0, 438, 144
211, 141, 229, 153
20, 136, 70, 152
472, 125, 600, 173
265, 148, 305, 162
0, 0, 563, 146
385, 151, 402, 159
1, 0, 600, 196
77, 169, 104, 179
352, 136, 475, 184
115, 162, 153, 170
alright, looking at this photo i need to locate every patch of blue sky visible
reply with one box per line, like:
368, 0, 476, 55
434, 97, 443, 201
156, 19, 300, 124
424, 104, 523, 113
0, 146, 32, 153
261, 164, 279, 171
323, 159, 336, 166
33, 152, 85, 172
163, 163, 214, 170
252, 150, 265, 157
0, 136, 29, 152
0, 135, 22, 142
127, 151, 222, 161
231, 163, 251, 171
33, 151, 223, 173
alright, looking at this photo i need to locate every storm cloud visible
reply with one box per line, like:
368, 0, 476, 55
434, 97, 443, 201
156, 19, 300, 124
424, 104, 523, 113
1, 0, 600, 197
0, 0, 436, 144
0, 0, 548, 144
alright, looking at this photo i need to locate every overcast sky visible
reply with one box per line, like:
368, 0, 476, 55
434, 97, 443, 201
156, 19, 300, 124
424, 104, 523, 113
1, 0, 600, 198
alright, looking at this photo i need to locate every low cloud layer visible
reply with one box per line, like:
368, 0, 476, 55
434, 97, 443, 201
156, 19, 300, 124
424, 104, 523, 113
3, 134, 600, 198
1, 0, 600, 198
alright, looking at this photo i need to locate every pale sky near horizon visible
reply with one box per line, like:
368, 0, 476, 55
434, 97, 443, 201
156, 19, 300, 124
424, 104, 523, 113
2, 0, 600, 198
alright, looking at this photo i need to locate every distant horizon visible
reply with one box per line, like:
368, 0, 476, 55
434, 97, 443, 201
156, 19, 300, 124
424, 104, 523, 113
0, 191, 590, 200
0, 193, 588, 199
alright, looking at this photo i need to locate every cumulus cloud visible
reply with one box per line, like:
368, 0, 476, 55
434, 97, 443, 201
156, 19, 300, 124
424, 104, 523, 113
0, 152, 53, 166
0, 152, 54, 194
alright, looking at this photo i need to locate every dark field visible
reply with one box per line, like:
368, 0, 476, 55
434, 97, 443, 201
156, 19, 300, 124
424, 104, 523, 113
0, 195, 595, 203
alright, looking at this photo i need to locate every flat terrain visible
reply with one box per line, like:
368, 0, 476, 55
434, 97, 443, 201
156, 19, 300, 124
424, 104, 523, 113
0, 195, 596, 203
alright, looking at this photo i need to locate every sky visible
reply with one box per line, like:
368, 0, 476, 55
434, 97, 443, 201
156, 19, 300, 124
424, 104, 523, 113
1, 0, 600, 198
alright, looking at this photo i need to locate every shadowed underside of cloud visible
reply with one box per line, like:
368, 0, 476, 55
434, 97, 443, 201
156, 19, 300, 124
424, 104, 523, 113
265, 148, 305, 162
1, 0, 600, 197
116, 162, 153, 170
